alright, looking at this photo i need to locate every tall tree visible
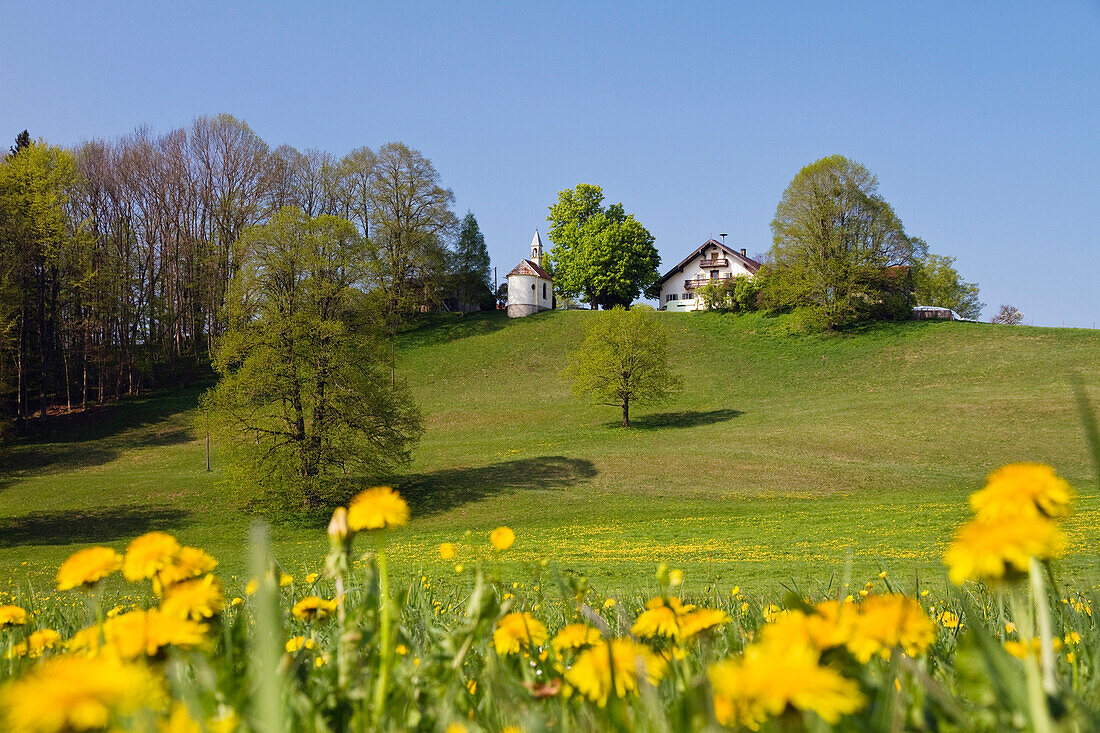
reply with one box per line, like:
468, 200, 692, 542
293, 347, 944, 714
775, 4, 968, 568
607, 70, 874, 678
912, 251, 984, 319
766, 155, 925, 325
992, 304, 1024, 325
562, 306, 681, 427
206, 208, 422, 507
546, 184, 659, 309
451, 212, 491, 311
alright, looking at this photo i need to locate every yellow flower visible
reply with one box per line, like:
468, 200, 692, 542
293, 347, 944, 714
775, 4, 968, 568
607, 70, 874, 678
445, 724, 468, 733
279, 573, 293, 587
679, 608, 730, 640
305, 572, 319, 583
490, 526, 515, 551
603, 598, 616, 609
565, 638, 667, 706
945, 515, 1064, 585
0, 654, 163, 733
847, 594, 936, 663
161, 575, 225, 620
0, 605, 27, 629
291, 596, 338, 622
56, 546, 123, 591
245, 579, 258, 596
551, 623, 602, 655
162, 703, 202, 733
709, 642, 864, 729
156, 546, 218, 589
346, 486, 409, 530
439, 542, 456, 560
67, 609, 207, 659
668, 569, 684, 587
763, 603, 782, 623
7, 629, 61, 658
123, 531, 181, 582
937, 611, 960, 630
395, 643, 408, 656
493, 612, 548, 655
970, 463, 1073, 520
285, 635, 316, 653
631, 596, 695, 640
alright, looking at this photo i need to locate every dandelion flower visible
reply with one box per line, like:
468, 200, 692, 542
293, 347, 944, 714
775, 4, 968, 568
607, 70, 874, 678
551, 623, 602, 655
156, 546, 218, 589
565, 638, 667, 707
937, 611, 960, 630
56, 546, 122, 591
0, 605, 27, 629
0, 654, 163, 733
679, 608, 730, 640
493, 612, 547, 655
161, 575, 225, 620
291, 596, 338, 622
971, 463, 1073, 520
631, 597, 695, 640
7, 629, 61, 659
944, 515, 1064, 585
439, 542, 455, 560
847, 594, 936, 663
285, 636, 316, 653
67, 609, 207, 659
490, 526, 515, 551
123, 531, 181, 582
347, 486, 409, 531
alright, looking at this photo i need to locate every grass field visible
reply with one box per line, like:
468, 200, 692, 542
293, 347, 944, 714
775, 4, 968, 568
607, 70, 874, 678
2, 310, 1098, 595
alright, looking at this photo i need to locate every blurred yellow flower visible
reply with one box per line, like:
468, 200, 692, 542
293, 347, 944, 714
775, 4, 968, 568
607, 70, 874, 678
0, 605, 27, 629
123, 532, 181, 582
490, 526, 515, 551
709, 641, 864, 729
944, 515, 1064, 585
970, 463, 1073, 520
55, 546, 122, 591
937, 611, 960, 630
493, 612, 547, 655
67, 609, 207, 659
679, 608, 730, 640
285, 636, 316, 653
439, 542, 456, 560
305, 572, 319, 583
156, 546, 218, 589
668, 569, 684, 587
551, 623, 602, 655
602, 598, 616, 609
347, 486, 409, 531
161, 575, 225, 620
291, 596, 337, 622
847, 594, 936, 663
0, 654, 163, 733
763, 603, 782, 623
566, 638, 667, 706
631, 597, 694, 640
7, 629, 61, 658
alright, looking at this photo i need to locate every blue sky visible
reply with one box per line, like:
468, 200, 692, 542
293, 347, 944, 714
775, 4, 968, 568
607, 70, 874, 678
4, 1, 1098, 326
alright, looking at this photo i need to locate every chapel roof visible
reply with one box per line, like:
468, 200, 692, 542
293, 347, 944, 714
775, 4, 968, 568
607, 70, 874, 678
507, 259, 553, 280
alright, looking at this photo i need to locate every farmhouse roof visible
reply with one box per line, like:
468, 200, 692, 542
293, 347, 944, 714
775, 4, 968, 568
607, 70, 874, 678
507, 259, 553, 280
653, 239, 761, 286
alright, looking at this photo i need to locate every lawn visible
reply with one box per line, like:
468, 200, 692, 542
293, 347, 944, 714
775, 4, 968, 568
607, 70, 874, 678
1, 310, 1098, 596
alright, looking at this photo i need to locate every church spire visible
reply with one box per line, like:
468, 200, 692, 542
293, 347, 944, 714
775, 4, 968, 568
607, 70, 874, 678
530, 230, 544, 265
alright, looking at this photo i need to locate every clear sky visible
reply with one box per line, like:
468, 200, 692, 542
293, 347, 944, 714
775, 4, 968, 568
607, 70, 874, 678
4, 1, 1098, 326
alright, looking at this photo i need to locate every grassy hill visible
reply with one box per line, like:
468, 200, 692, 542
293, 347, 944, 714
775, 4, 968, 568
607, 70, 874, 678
2, 310, 1098, 596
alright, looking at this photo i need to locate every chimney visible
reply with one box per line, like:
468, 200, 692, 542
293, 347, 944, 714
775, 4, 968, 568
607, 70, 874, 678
740, 248, 746, 257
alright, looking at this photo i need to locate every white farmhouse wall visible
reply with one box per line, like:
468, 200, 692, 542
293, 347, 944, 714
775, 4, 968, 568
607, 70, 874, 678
658, 246, 756, 311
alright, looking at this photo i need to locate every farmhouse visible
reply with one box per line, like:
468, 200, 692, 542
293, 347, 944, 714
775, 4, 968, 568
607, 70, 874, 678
506, 231, 554, 318
654, 239, 761, 311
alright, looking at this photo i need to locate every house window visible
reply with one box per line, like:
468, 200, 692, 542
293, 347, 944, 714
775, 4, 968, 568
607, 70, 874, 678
531, 283, 535, 290
666, 293, 678, 302
710, 270, 719, 279
682, 293, 693, 300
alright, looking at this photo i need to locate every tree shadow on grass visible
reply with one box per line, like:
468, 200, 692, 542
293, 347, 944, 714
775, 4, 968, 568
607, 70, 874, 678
397, 456, 598, 517
243, 455, 599, 527
0, 505, 192, 548
607, 408, 745, 430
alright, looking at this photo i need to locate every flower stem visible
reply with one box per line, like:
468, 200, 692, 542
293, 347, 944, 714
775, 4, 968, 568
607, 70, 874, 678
371, 533, 393, 724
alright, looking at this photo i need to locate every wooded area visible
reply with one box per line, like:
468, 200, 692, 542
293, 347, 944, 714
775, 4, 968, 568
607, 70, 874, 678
0, 116, 490, 430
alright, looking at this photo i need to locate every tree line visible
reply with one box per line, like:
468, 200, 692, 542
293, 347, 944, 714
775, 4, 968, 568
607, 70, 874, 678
0, 116, 491, 432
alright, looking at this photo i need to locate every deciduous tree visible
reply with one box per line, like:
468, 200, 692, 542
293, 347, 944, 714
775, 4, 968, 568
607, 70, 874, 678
546, 184, 659, 309
912, 251, 984, 319
992, 304, 1024, 325
563, 307, 681, 427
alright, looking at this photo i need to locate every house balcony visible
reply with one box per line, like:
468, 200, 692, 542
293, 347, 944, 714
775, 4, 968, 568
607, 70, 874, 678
684, 274, 734, 289
698, 257, 729, 267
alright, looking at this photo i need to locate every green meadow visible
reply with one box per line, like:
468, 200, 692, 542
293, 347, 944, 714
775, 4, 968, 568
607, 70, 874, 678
2, 311, 1098, 596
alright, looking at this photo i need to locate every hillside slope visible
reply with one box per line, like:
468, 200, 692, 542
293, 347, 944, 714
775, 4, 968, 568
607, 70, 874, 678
1, 311, 1097, 592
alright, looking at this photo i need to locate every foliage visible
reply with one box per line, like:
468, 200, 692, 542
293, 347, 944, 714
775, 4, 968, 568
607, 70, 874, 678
697, 276, 760, 313
993, 304, 1025, 325
912, 251, 984, 319
562, 307, 682, 427
448, 212, 493, 312
205, 208, 423, 507
766, 155, 926, 327
2, 461, 1099, 731
546, 184, 660, 309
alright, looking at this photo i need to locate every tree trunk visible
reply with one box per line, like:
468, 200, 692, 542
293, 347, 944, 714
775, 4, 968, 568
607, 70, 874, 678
622, 396, 630, 428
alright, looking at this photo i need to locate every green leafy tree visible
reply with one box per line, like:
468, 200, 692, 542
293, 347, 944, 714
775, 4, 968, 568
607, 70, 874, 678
912, 251, 984, 319
547, 184, 660, 309
451, 212, 491, 311
563, 306, 682, 427
206, 208, 422, 508
767, 155, 925, 326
